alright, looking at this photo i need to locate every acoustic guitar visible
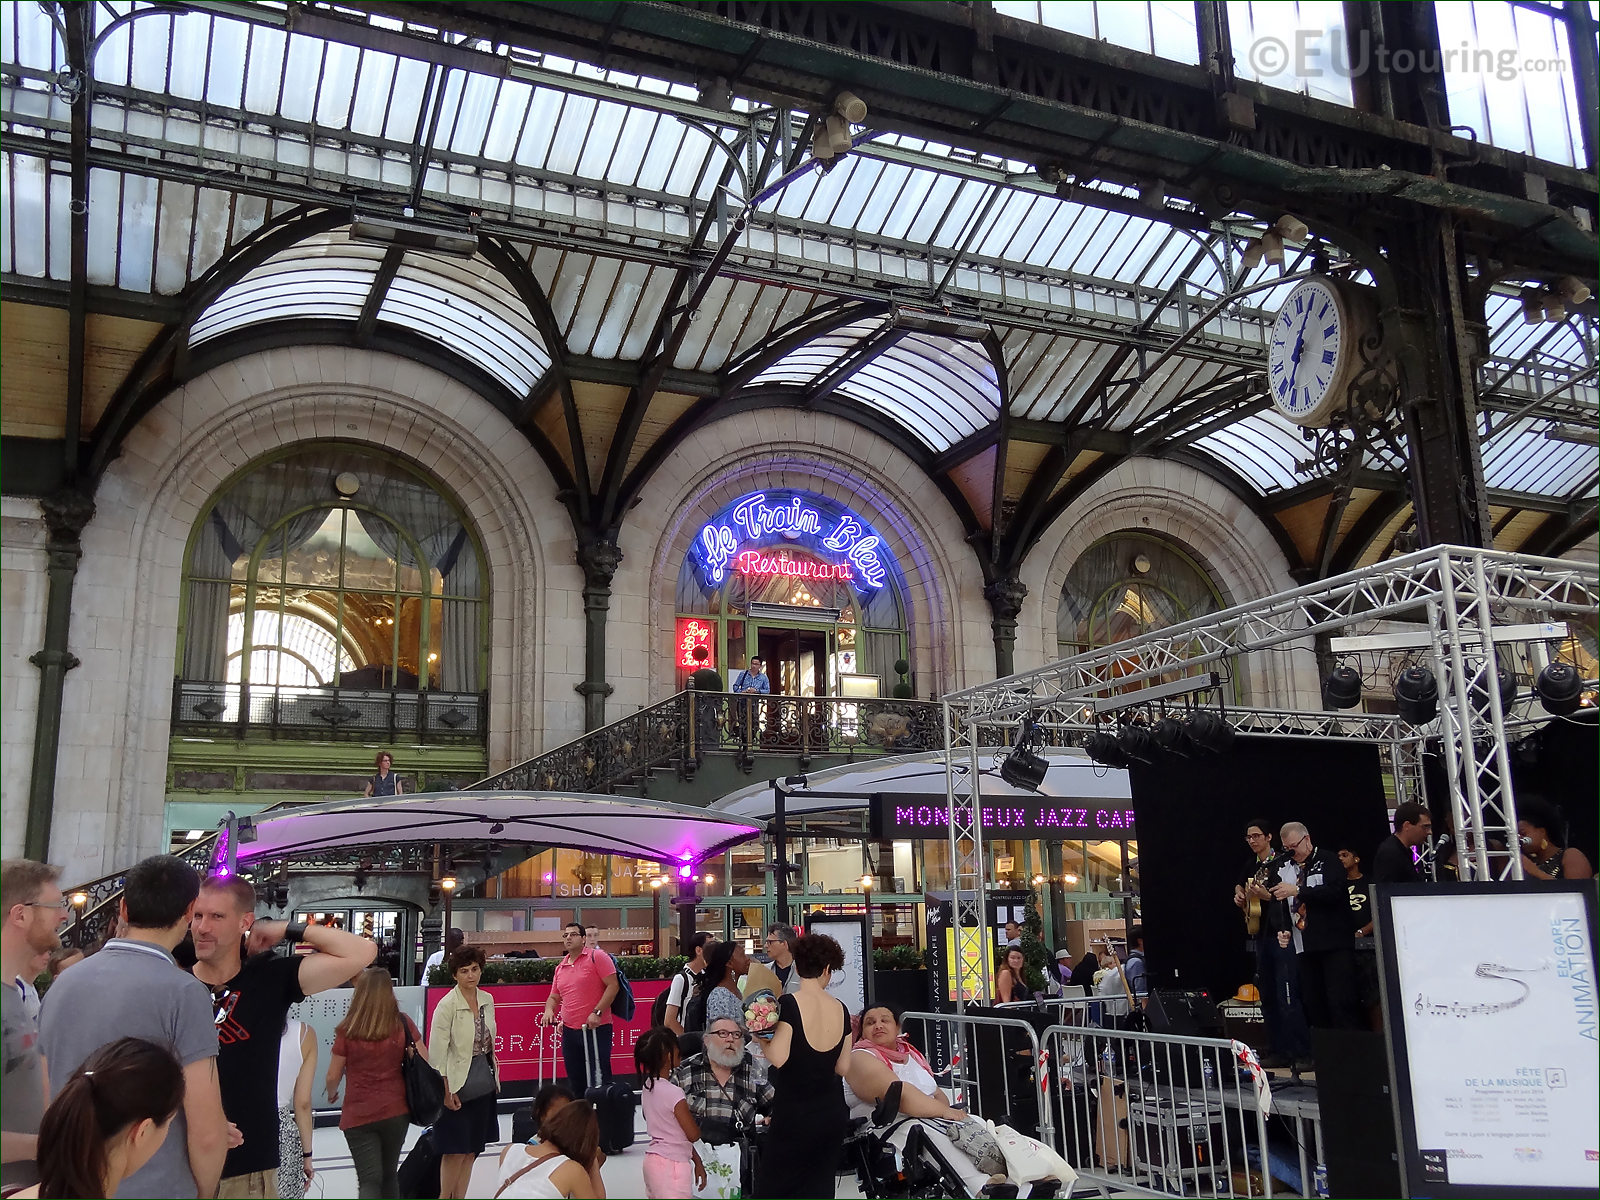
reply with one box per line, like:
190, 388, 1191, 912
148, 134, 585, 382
1244, 852, 1291, 935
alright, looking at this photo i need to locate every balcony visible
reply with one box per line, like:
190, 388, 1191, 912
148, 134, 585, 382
171, 680, 486, 743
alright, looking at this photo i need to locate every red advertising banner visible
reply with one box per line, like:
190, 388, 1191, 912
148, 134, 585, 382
424, 980, 670, 1082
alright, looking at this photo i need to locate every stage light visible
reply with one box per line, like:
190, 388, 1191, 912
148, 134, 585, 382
1116, 723, 1155, 764
1083, 730, 1128, 768
1187, 710, 1236, 753
1322, 664, 1363, 709
999, 719, 1049, 792
1393, 665, 1438, 724
1466, 660, 1519, 711
1535, 661, 1582, 715
1150, 715, 1190, 755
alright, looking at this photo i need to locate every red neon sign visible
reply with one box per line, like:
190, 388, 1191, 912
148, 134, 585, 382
734, 550, 853, 582
676, 618, 715, 669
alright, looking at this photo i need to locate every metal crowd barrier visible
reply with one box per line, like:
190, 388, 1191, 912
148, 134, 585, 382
899, 1011, 1057, 1152
1041, 1020, 1276, 1198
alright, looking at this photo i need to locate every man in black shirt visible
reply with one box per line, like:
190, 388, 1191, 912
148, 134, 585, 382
1371, 801, 1432, 884
1234, 819, 1309, 1069
190, 876, 376, 1197
1274, 823, 1362, 1039
1339, 846, 1379, 1029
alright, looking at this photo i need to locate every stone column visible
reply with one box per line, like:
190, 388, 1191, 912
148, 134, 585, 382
983, 574, 1028, 680
25, 489, 96, 860
575, 537, 622, 731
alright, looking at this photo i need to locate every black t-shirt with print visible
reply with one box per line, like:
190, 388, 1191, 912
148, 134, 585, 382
206, 953, 305, 1177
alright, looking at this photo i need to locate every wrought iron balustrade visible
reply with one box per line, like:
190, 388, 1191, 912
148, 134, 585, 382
476, 692, 693, 792
172, 680, 486, 741
696, 693, 944, 759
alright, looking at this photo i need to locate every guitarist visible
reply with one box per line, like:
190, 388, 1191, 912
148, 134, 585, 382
1233, 819, 1311, 1071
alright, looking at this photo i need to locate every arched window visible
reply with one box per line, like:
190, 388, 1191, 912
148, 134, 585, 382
177, 445, 487, 730
1058, 532, 1224, 660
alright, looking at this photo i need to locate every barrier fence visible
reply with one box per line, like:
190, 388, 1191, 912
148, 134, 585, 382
901, 1006, 1308, 1199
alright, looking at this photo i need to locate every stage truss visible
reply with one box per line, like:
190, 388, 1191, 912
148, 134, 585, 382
940, 546, 1598, 1010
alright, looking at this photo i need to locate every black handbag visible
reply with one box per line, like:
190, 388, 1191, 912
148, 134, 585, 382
457, 1052, 496, 1103
402, 1021, 446, 1126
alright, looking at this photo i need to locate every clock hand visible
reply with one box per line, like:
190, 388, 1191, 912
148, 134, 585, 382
1287, 302, 1315, 397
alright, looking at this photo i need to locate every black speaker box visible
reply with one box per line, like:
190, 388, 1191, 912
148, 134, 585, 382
1312, 1028, 1402, 1198
1147, 988, 1225, 1038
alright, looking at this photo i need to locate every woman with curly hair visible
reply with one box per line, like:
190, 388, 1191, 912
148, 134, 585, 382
752, 933, 852, 1198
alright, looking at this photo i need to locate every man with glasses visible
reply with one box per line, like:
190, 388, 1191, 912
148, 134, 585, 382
673, 1018, 774, 1150
763, 924, 802, 996
540, 921, 620, 1087
1234, 820, 1309, 1070
38, 855, 231, 1198
1272, 822, 1362, 1041
2, 859, 69, 1191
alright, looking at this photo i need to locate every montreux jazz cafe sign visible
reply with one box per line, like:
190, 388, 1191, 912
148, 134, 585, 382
871, 793, 1138, 841
695, 491, 887, 589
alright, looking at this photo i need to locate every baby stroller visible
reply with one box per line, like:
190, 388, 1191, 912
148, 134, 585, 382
847, 1081, 1066, 1200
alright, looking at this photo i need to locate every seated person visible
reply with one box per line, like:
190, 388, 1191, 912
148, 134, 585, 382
843, 1005, 1009, 1192
671, 1017, 773, 1147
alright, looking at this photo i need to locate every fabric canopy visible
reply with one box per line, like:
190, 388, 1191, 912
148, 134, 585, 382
710, 748, 1131, 824
235, 791, 762, 865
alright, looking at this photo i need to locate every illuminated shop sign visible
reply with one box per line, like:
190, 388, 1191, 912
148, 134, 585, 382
695, 491, 887, 589
870, 794, 1138, 841
675, 618, 715, 669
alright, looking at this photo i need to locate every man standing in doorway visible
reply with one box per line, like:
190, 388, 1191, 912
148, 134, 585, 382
1, 860, 68, 1192
732, 657, 770, 696
190, 876, 377, 1198
541, 922, 620, 1087
1371, 801, 1432, 883
1234, 819, 1310, 1070
764, 924, 802, 996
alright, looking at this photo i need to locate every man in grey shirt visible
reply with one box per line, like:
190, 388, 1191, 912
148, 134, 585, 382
40, 855, 230, 1199
2, 859, 69, 1191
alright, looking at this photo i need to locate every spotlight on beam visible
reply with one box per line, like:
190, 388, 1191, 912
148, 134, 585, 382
1150, 715, 1191, 756
1084, 730, 1129, 768
1187, 710, 1236, 753
999, 719, 1050, 792
1393, 665, 1439, 725
1322, 664, 1363, 710
1535, 661, 1582, 715
1116, 722, 1156, 764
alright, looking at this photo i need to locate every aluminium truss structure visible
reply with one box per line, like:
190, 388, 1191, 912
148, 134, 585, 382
940, 546, 1598, 1011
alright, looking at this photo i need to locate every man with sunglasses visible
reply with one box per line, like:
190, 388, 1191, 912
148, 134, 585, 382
37, 855, 231, 1198
1272, 823, 1362, 1042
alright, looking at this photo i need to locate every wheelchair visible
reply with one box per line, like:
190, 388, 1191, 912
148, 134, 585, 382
844, 1081, 1066, 1199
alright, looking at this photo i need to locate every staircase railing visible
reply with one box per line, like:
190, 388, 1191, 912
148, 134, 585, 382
473, 691, 693, 790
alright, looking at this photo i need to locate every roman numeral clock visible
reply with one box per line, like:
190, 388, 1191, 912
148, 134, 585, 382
1267, 276, 1376, 428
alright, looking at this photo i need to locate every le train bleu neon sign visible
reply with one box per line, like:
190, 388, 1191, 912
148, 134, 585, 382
697, 492, 887, 590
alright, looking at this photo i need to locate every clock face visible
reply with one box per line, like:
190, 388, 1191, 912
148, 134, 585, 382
1267, 278, 1348, 426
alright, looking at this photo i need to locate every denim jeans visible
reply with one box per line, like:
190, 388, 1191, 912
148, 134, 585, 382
1255, 933, 1311, 1059
344, 1113, 410, 1199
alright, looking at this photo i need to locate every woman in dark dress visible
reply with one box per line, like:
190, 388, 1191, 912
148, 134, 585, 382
363, 750, 403, 797
753, 933, 852, 1199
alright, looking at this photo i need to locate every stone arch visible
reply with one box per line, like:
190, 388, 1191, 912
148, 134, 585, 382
1018, 456, 1320, 708
60, 346, 577, 878
612, 408, 989, 708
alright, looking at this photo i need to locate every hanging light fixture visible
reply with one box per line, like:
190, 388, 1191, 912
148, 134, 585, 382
1116, 722, 1156, 764
999, 719, 1050, 792
1535, 661, 1582, 715
1322, 663, 1364, 710
1150, 714, 1190, 755
1393, 664, 1439, 725
1083, 730, 1129, 768
1187, 710, 1236, 753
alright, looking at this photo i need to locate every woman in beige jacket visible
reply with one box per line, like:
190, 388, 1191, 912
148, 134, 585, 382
427, 946, 500, 1200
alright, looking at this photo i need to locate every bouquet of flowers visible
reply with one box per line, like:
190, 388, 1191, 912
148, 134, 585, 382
743, 988, 779, 1037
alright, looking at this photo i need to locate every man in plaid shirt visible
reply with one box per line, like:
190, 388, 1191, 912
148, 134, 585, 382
671, 1017, 774, 1144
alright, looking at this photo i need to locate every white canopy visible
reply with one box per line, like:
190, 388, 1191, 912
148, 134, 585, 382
710, 748, 1131, 824
234, 791, 762, 866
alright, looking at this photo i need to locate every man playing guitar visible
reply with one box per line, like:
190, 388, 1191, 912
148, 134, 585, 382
1233, 819, 1311, 1071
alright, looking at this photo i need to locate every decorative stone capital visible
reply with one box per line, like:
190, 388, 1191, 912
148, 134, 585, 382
577, 537, 623, 590
983, 575, 1028, 623
40, 488, 96, 547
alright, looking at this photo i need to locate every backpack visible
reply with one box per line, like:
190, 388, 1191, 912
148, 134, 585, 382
610, 959, 636, 1022
682, 982, 709, 1034
649, 967, 697, 1029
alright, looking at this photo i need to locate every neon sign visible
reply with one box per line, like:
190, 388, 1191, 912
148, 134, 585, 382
675, 618, 715, 669
696, 492, 887, 589
870, 794, 1138, 841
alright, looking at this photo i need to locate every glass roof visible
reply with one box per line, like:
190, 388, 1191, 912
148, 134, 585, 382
1, 0, 1592, 510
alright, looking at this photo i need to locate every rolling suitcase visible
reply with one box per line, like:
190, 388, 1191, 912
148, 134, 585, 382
580, 1026, 636, 1155
513, 1020, 566, 1144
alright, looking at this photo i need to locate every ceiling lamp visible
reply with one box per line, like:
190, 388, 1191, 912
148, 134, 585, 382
1393, 665, 1439, 725
1083, 730, 1128, 769
998, 720, 1049, 792
1322, 664, 1364, 710
1187, 710, 1236, 753
1535, 661, 1582, 715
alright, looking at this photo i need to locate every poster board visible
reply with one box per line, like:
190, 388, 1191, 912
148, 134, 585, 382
1374, 881, 1598, 1197
290, 986, 427, 1113
804, 914, 870, 1014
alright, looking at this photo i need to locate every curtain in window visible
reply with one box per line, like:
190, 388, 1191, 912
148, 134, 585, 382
860, 630, 907, 694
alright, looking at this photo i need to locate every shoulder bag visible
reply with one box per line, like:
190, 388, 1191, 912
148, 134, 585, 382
402, 1017, 446, 1126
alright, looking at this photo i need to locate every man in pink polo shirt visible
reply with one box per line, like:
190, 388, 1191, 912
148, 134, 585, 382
539, 921, 620, 1086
